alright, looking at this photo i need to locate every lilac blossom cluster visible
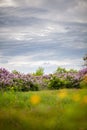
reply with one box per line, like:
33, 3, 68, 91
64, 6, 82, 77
79, 68, 87, 77
0, 68, 38, 91
0, 67, 87, 91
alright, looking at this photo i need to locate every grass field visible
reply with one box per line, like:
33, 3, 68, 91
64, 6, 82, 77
0, 89, 87, 130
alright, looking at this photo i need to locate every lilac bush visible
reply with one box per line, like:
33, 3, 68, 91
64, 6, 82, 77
79, 68, 87, 76
0, 67, 87, 91
0, 68, 39, 91
48, 68, 87, 89
0, 68, 14, 89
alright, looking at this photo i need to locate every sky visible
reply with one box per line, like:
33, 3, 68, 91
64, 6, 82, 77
0, 0, 87, 74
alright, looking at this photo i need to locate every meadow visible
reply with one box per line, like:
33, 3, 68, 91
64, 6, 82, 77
0, 67, 87, 129
0, 89, 87, 130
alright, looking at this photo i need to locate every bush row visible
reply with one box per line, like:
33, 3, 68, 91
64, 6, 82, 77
0, 68, 87, 91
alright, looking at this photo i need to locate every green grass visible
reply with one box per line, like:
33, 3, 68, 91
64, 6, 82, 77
0, 89, 87, 130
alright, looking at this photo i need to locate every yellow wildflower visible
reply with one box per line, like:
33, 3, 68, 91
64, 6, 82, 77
30, 95, 41, 105
58, 90, 67, 99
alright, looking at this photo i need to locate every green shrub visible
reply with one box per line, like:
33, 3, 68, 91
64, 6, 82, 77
48, 76, 65, 89
8, 78, 39, 91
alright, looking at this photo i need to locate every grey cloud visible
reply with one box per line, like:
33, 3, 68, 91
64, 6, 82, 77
13, 0, 42, 7
0, 6, 48, 27
0, 21, 87, 54
0, 16, 44, 26
0, 7, 48, 27
41, 0, 87, 22
0, 6, 47, 17
42, 0, 78, 11
0, 35, 86, 59
0, 0, 87, 28
13, 0, 78, 11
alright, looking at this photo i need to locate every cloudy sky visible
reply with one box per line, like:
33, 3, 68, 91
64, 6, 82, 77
0, 0, 87, 74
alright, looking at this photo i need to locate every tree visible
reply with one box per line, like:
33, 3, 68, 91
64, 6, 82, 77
68, 69, 77, 73
55, 67, 67, 74
12, 70, 20, 74
33, 67, 44, 76
83, 54, 87, 67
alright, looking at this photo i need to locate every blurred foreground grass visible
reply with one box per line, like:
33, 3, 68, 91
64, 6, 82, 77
0, 89, 87, 130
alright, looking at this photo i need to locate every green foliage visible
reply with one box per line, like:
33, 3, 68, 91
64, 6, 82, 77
55, 67, 77, 74
47, 75, 78, 89
55, 67, 67, 74
8, 78, 39, 91
68, 69, 77, 73
12, 70, 20, 74
33, 67, 44, 76
48, 76, 65, 89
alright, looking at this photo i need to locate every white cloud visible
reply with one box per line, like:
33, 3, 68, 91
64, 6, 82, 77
0, 23, 67, 42
0, 0, 16, 7
0, 52, 82, 73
